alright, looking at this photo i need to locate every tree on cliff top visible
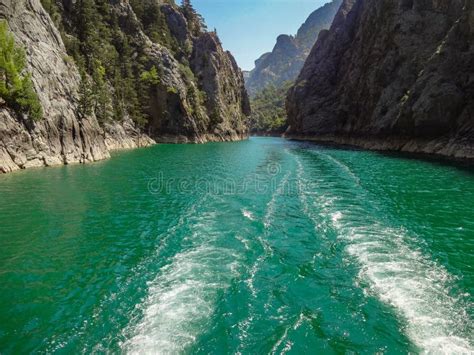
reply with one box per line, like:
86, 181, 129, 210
181, 0, 207, 35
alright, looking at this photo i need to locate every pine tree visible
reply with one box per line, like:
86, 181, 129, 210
0, 20, 43, 121
74, 0, 100, 70
77, 69, 93, 118
181, 0, 207, 35
91, 60, 111, 122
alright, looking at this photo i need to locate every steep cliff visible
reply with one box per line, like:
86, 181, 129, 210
114, 0, 250, 143
1, 0, 110, 173
0, 0, 250, 173
287, 0, 474, 159
245, 0, 342, 96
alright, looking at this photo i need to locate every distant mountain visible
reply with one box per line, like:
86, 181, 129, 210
245, 0, 342, 96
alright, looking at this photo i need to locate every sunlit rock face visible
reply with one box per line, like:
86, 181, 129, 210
0, 0, 111, 173
0, 0, 250, 173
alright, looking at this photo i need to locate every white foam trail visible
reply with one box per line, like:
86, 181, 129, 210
342, 222, 473, 354
121, 242, 240, 354
121, 196, 241, 354
295, 157, 329, 235
247, 171, 290, 296
236, 234, 251, 250
264, 172, 290, 228
308, 150, 361, 185
270, 325, 292, 355
242, 208, 255, 221
270, 312, 307, 355
292, 151, 474, 354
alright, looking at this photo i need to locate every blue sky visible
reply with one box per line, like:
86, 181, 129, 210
178, 0, 327, 71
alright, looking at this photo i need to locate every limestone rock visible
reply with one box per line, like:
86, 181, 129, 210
0, 0, 250, 173
287, 0, 474, 159
191, 32, 250, 139
0, 0, 113, 173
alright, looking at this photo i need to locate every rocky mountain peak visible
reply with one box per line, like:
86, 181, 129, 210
245, 0, 342, 96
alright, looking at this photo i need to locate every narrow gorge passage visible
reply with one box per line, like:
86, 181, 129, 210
0, 138, 472, 353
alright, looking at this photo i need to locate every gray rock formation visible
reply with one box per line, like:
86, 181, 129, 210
59, 0, 250, 143
190, 33, 250, 140
0, 0, 126, 173
108, 1, 250, 142
287, 0, 474, 159
245, 0, 342, 96
0, 0, 250, 173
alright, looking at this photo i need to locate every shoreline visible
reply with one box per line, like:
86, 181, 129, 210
250, 131, 284, 138
0, 133, 249, 175
4, 132, 473, 174
283, 134, 474, 162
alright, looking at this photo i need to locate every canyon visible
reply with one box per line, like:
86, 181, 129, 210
0, 0, 250, 173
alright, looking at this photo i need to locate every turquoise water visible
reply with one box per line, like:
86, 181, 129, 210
0, 137, 473, 353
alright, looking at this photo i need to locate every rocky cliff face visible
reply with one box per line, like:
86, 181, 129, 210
245, 0, 342, 96
111, 1, 250, 143
0, 0, 250, 173
1, 0, 110, 173
287, 0, 474, 159
189, 32, 251, 141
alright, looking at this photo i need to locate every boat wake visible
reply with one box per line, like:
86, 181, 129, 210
292, 150, 473, 353
121, 197, 242, 353
121, 244, 240, 353
237, 171, 291, 349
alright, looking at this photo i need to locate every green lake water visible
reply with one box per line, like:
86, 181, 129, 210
0, 137, 473, 353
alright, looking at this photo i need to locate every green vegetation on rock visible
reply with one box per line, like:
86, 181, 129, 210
32, 0, 249, 141
181, 0, 207, 36
130, 0, 179, 54
250, 81, 292, 133
65, 0, 144, 124
39, 0, 180, 126
40, 0, 62, 30
38, 0, 223, 131
0, 20, 43, 121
